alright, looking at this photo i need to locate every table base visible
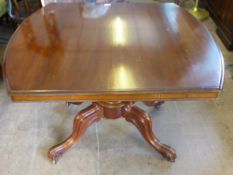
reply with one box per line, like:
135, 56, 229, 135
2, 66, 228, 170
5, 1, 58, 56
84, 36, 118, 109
48, 101, 176, 164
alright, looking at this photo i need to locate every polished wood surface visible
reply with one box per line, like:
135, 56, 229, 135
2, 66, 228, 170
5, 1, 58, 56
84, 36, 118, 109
3, 2, 224, 163
122, 102, 176, 161
3, 2, 224, 101
48, 103, 103, 163
48, 102, 176, 163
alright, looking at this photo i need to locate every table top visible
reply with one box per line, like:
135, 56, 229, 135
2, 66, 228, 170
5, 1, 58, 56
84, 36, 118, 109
3, 2, 224, 101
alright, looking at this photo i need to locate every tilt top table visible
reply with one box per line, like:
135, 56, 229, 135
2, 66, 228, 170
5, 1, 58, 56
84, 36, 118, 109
3, 2, 224, 163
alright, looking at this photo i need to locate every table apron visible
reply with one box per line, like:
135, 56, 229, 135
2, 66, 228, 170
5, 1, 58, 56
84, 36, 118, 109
9, 91, 219, 102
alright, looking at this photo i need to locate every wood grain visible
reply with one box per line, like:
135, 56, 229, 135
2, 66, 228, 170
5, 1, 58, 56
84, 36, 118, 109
3, 2, 224, 101
207, 0, 233, 50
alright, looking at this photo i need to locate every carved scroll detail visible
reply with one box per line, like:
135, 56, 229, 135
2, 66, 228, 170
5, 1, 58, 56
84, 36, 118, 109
48, 102, 176, 163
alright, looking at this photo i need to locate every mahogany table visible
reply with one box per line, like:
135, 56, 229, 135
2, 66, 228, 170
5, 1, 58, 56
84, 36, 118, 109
3, 2, 224, 163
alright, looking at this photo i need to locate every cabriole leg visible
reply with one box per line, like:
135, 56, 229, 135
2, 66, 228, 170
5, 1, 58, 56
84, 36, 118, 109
48, 103, 103, 163
122, 103, 176, 162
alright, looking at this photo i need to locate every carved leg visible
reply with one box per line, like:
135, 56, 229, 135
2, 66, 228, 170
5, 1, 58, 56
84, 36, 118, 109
122, 103, 176, 162
143, 101, 165, 109
48, 103, 103, 163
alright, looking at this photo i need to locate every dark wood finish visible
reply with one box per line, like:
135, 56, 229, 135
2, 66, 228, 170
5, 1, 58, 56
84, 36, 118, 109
9, 0, 41, 28
48, 103, 103, 163
0, 64, 2, 80
207, 0, 233, 50
122, 103, 176, 161
3, 3, 224, 101
49, 102, 176, 163
12, 0, 21, 13
3, 3, 224, 163
12, 0, 40, 14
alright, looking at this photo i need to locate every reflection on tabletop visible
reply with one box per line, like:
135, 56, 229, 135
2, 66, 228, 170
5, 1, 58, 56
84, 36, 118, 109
81, 2, 111, 18
41, 0, 126, 7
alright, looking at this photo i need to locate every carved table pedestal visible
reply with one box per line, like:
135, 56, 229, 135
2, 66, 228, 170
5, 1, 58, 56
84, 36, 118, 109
48, 101, 176, 163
